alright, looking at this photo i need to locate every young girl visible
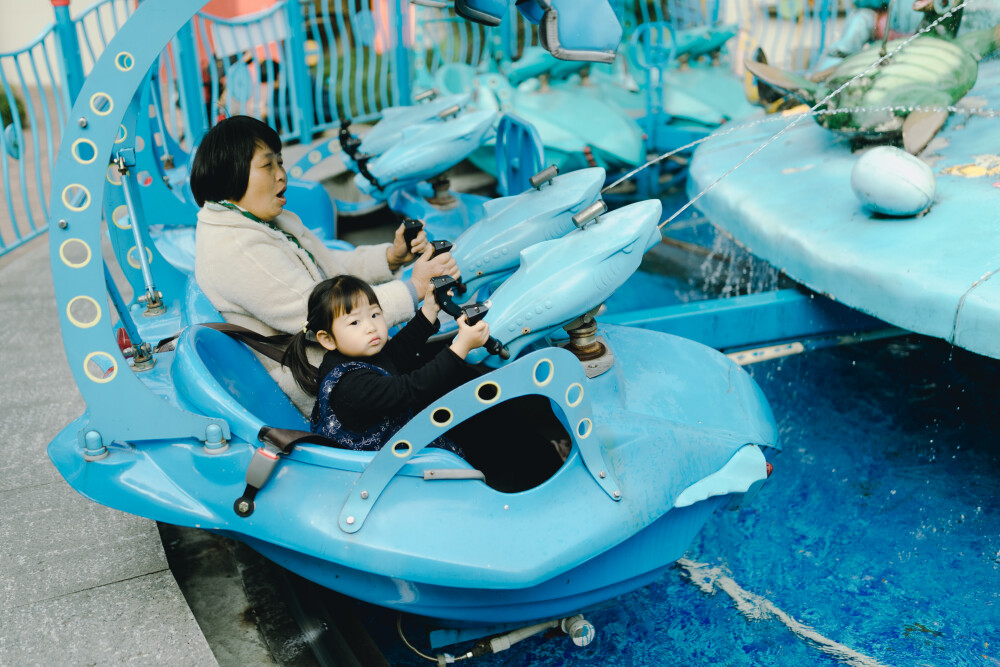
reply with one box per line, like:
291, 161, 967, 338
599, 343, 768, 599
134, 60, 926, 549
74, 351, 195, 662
283, 275, 490, 452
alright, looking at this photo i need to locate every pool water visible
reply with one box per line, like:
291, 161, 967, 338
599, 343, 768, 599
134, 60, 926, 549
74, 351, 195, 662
370, 221, 1000, 666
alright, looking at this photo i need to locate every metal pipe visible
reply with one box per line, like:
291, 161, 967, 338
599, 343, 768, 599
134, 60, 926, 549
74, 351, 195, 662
115, 150, 162, 312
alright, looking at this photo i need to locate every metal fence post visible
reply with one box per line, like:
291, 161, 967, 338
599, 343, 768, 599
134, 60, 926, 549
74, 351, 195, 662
390, 0, 412, 105
283, 0, 314, 143
50, 0, 86, 103
173, 18, 208, 145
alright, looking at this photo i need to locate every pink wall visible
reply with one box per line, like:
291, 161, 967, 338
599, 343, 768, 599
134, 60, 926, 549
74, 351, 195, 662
202, 0, 279, 18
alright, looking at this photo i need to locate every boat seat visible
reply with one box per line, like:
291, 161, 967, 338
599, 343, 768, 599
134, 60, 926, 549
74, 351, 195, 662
517, 0, 622, 64
182, 275, 224, 326
170, 324, 472, 474
455, 0, 508, 26
172, 325, 308, 443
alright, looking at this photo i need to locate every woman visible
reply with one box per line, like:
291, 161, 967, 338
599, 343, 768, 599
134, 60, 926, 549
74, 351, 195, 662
190, 115, 459, 411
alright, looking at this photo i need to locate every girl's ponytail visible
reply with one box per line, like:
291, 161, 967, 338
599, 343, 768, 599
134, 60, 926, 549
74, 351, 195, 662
282, 329, 317, 395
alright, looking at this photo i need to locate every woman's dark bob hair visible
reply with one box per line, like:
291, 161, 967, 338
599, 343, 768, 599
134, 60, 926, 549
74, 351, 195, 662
189, 115, 281, 207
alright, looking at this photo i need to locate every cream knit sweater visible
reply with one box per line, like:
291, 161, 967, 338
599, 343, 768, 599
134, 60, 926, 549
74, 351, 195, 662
195, 203, 416, 411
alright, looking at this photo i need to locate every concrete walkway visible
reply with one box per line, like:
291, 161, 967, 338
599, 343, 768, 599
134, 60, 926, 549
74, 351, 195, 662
0, 237, 218, 665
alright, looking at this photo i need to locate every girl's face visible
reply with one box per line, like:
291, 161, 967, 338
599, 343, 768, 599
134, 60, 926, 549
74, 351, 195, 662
317, 296, 389, 358
233, 142, 286, 221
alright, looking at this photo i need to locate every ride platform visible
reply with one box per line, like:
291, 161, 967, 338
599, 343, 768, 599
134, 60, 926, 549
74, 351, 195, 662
686, 58, 1000, 360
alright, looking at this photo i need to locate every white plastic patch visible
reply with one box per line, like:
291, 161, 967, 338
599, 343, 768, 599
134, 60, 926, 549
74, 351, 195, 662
673, 445, 768, 508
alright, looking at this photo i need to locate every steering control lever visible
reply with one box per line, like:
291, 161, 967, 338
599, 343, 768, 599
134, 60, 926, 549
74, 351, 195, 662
431, 277, 508, 359
461, 302, 510, 359
429, 240, 466, 293
338, 118, 362, 159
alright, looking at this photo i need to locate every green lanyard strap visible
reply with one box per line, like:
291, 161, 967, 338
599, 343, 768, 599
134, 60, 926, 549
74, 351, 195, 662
214, 200, 316, 264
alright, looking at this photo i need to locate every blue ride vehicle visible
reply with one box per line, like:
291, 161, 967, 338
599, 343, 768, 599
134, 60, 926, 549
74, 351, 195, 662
44, 0, 780, 648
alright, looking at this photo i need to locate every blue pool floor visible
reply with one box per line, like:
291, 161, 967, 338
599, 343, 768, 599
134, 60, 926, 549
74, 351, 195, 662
365, 213, 1000, 666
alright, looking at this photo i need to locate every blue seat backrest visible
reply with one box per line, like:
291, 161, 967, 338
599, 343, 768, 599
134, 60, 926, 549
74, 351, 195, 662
173, 325, 309, 444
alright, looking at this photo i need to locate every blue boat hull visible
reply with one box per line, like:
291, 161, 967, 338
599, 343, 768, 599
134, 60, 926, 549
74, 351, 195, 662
48, 324, 777, 627
238, 495, 728, 625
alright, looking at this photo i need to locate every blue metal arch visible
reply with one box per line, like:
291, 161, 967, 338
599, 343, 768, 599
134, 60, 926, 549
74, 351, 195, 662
48, 0, 228, 451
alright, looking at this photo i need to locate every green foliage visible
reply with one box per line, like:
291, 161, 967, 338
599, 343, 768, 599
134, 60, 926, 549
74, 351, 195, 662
0, 88, 29, 129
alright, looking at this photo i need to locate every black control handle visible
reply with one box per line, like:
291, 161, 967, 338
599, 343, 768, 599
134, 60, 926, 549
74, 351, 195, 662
428, 240, 465, 294
459, 303, 509, 359
402, 217, 423, 250
431, 275, 464, 318
429, 239, 452, 258
354, 153, 383, 191
338, 117, 362, 159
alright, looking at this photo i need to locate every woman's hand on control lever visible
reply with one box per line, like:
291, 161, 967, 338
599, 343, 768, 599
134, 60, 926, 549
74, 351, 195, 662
386, 222, 430, 270
410, 250, 460, 300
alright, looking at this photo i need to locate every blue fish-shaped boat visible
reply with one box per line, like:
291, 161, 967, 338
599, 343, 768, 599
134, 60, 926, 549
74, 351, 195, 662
44, 0, 780, 634
358, 93, 473, 157
353, 109, 499, 198
49, 193, 779, 626
452, 166, 606, 294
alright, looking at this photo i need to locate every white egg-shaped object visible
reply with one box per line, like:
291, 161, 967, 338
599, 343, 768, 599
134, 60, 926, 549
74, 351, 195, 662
850, 146, 936, 217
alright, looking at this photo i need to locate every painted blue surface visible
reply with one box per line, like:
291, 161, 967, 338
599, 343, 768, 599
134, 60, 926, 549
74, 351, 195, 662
686, 58, 1000, 361
467, 199, 663, 366
518, 0, 623, 63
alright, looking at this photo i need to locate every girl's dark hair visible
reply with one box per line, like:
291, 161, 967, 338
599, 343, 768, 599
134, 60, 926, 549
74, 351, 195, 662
282, 275, 381, 395
189, 115, 281, 206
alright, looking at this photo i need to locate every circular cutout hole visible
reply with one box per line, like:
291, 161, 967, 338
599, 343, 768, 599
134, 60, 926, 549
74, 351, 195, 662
475, 381, 501, 404
126, 245, 153, 269
137, 170, 153, 186
532, 358, 554, 386
84, 351, 117, 383
391, 440, 412, 458
59, 238, 92, 268
71, 138, 98, 164
115, 124, 128, 144
566, 382, 584, 407
135, 135, 145, 153
431, 407, 453, 427
115, 51, 134, 71
577, 418, 592, 439
61, 184, 91, 212
111, 205, 130, 229
106, 164, 122, 186
67, 295, 102, 329
90, 92, 113, 116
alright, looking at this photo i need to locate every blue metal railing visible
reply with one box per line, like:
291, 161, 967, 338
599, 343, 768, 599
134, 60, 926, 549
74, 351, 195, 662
1, 22, 67, 256
0, 0, 841, 260
73, 0, 137, 77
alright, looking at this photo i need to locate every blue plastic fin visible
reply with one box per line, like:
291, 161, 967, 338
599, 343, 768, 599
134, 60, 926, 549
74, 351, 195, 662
494, 113, 545, 196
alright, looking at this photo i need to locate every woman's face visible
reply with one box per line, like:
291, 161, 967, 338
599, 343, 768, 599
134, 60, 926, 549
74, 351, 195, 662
234, 142, 286, 221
